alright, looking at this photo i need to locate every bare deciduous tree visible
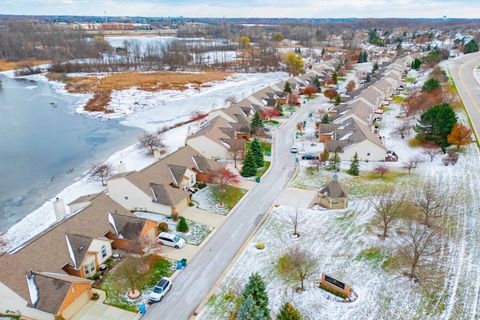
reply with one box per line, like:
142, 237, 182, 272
137, 132, 165, 155
397, 220, 438, 281
312, 158, 323, 172
230, 149, 243, 168
225, 96, 238, 106
288, 208, 305, 237
370, 188, 407, 239
402, 156, 424, 174
413, 181, 451, 227
89, 163, 113, 186
113, 256, 149, 297
276, 246, 317, 291
373, 165, 390, 178
422, 144, 441, 162
392, 124, 412, 139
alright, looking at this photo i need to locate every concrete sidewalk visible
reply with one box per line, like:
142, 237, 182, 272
182, 207, 227, 228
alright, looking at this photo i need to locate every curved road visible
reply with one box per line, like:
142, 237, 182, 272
143, 97, 322, 320
450, 52, 480, 139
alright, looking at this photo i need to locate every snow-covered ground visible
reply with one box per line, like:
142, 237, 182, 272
200, 66, 480, 320
2, 71, 288, 250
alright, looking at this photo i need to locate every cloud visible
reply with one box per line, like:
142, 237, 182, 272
0, 0, 479, 18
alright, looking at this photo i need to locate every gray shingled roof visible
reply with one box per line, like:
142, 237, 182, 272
319, 180, 348, 198
64, 233, 92, 269
168, 164, 187, 187
150, 183, 174, 206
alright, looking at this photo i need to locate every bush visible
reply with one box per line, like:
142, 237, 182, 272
176, 217, 189, 233
88, 273, 101, 281
188, 201, 195, 207
158, 222, 169, 232
255, 243, 265, 250
91, 292, 100, 300
196, 182, 207, 189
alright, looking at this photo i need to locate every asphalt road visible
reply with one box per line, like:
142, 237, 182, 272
143, 98, 322, 320
450, 52, 480, 139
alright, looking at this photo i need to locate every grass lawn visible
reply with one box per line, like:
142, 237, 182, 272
405, 77, 415, 83
392, 95, 405, 104
363, 170, 408, 183
246, 141, 272, 155
213, 186, 247, 210
262, 120, 280, 126
256, 161, 270, 177
98, 256, 175, 312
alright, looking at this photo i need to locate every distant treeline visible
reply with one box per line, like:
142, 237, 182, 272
0, 20, 111, 62
48, 38, 282, 73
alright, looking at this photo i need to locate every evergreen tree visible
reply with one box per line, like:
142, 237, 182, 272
372, 62, 379, 72
242, 273, 271, 319
358, 51, 363, 63
313, 76, 321, 89
283, 81, 292, 94
176, 217, 189, 232
328, 152, 341, 171
321, 47, 326, 56
251, 112, 264, 134
411, 58, 421, 70
241, 150, 257, 177
422, 78, 440, 92
363, 51, 368, 62
275, 103, 283, 116
347, 152, 360, 176
415, 103, 457, 148
464, 40, 479, 54
276, 303, 302, 320
321, 114, 330, 124
332, 72, 338, 84
237, 295, 261, 320
334, 95, 341, 106
366, 73, 371, 83
250, 139, 265, 168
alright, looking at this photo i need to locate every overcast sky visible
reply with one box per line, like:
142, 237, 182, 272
0, 0, 479, 18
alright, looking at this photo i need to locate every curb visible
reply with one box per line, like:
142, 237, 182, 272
189, 104, 306, 319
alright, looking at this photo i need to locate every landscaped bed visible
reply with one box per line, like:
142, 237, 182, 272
134, 211, 212, 246
98, 256, 176, 312
192, 185, 247, 215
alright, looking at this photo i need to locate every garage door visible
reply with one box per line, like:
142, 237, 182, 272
62, 290, 90, 319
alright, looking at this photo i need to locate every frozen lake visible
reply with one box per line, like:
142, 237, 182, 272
0, 75, 140, 232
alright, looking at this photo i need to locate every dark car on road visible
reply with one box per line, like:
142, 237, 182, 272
301, 153, 319, 160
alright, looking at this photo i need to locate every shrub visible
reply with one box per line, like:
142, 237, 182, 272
255, 243, 265, 250
176, 217, 189, 233
189, 201, 195, 207
91, 292, 100, 300
158, 222, 169, 232
196, 182, 207, 189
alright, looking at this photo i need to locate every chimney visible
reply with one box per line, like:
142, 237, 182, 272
118, 160, 126, 173
53, 198, 66, 221
153, 149, 162, 160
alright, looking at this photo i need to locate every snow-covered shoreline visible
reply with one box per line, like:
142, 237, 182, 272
2, 70, 288, 249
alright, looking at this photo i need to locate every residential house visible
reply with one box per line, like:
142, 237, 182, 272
0, 193, 157, 320
323, 118, 386, 161
108, 145, 222, 217
186, 116, 246, 161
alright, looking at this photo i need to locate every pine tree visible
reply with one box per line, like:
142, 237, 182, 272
363, 51, 368, 62
328, 152, 341, 171
237, 295, 261, 320
332, 72, 338, 84
250, 139, 265, 168
284, 81, 292, 94
275, 103, 283, 115
276, 303, 302, 320
251, 112, 264, 134
242, 273, 271, 319
366, 73, 371, 83
321, 114, 330, 124
176, 217, 189, 232
313, 76, 321, 89
347, 152, 360, 176
241, 150, 257, 177
372, 62, 379, 73
334, 95, 341, 106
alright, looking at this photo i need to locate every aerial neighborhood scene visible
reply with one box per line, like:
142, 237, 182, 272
2, 1, 480, 320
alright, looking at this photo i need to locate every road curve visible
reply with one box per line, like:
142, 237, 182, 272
143, 97, 322, 320
450, 52, 480, 139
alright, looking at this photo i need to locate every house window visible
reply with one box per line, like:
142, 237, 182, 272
84, 262, 95, 275
101, 245, 108, 259
124, 196, 128, 200
367, 153, 371, 156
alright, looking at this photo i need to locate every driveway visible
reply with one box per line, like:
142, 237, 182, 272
450, 52, 480, 138
143, 97, 325, 320
71, 300, 136, 320
276, 187, 318, 208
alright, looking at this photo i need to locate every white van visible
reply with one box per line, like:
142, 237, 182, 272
158, 232, 186, 248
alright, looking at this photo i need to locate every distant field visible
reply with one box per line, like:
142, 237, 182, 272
50, 71, 231, 112
0, 59, 50, 71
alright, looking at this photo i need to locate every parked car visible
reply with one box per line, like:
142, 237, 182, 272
149, 278, 172, 302
301, 153, 319, 160
158, 232, 185, 248
290, 146, 299, 153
